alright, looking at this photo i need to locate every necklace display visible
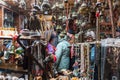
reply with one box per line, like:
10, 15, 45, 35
80, 43, 90, 80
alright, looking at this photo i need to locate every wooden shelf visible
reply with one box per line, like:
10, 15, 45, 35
0, 63, 28, 74
0, 36, 40, 40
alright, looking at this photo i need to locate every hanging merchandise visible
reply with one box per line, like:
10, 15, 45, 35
41, 0, 51, 15
72, 42, 97, 80
32, 40, 44, 76
19, 0, 26, 9
113, 0, 120, 9
77, 2, 89, 15
101, 38, 120, 80
68, 0, 74, 8
71, 44, 80, 77
80, 43, 90, 79
29, 14, 41, 31
16, 35, 57, 80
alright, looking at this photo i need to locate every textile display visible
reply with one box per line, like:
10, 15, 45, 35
32, 40, 44, 76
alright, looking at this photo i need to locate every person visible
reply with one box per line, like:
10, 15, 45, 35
46, 33, 56, 55
51, 23, 59, 47
54, 34, 73, 72
45, 33, 57, 78
66, 15, 77, 34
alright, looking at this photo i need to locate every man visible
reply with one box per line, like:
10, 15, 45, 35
54, 35, 72, 72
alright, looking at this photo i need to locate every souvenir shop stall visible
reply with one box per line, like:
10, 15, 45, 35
0, 0, 55, 80
0, 0, 120, 80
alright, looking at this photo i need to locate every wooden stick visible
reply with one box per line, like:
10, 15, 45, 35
96, 10, 100, 41
65, 3, 69, 32
108, 0, 115, 38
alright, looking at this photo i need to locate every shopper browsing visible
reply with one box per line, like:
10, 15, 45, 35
54, 34, 73, 72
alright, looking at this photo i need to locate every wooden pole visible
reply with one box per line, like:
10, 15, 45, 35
96, 8, 101, 80
65, 2, 69, 32
108, 0, 115, 38
96, 11, 100, 41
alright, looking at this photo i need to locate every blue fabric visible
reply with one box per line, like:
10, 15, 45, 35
55, 40, 70, 71
6, 41, 12, 49
68, 29, 75, 34
101, 46, 107, 80
91, 46, 95, 63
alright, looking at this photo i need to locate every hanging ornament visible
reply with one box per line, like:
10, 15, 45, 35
59, 3, 64, 10
81, 22, 86, 27
74, 0, 81, 7
77, 2, 88, 15
19, 0, 26, 9
64, 0, 68, 9
72, 12, 78, 18
41, 0, 51, 15
69, 0, 75, 7
62, 16, 67, 23
113, 0, 120, 9
41, 0, 51, 11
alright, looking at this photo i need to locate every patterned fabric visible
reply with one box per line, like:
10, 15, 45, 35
70, 44, 74, 58
47, 43, 56, 54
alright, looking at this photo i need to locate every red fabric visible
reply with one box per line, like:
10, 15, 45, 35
73, 23, 77, 31
96, 12, 100, 17
10, 35, 18, 41
53, 55, 57, 62
70, 44, 74, 58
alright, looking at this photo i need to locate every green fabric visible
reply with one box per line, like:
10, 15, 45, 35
16, 47, 24, 54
